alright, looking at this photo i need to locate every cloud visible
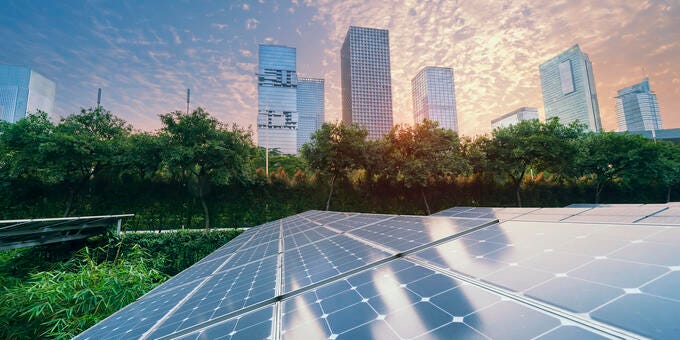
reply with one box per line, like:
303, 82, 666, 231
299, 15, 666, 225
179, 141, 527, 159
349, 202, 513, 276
307, 0, 679, 134
246, 18, 259, 30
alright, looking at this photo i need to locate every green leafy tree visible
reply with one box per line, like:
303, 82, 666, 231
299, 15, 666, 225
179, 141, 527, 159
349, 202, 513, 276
484, 118, 584, 207
301, 122, 368, 210
384, 120, 470, 214
576, 132, 654, 203
0, 112, 54, 184
159, 108, 254, 228
43, 108, 131, 216
646, 141, 680, 202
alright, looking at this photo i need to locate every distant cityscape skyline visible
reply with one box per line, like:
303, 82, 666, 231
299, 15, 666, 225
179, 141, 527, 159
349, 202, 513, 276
1, 1, 678, 135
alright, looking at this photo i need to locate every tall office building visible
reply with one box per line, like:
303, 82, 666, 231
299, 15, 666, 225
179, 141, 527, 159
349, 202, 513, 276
257, 45, 298, 155
615, 77, 662, 132
539, 45, 602, 132
411, 66, 458, 131
491, 107, 539, 129
341, 26, 393, 139
0, 65, 56, 123
296, 77, 324, 151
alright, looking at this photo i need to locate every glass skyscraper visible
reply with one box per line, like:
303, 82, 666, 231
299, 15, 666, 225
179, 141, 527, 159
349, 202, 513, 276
0, 65, 56, 123
411, 66, 458, 131
491, 107, 539, 129
341, 26, 393, 139
296, 77, 324, 152
539, 45, 602, 132
257, 45, 298, 155
615, 77, 662, 132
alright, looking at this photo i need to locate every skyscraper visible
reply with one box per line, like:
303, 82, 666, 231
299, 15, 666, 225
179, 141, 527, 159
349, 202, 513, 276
491, 107, 539, 129
411, 66, 458, 131
257, 45, 298, 155
539, 45, 602, 132
615, 77, 662, 132
341, 26, 393, 139
0, 65, 56, 123
296, 77, 324, 151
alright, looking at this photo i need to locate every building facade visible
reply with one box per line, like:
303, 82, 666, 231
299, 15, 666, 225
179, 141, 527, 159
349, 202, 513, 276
257, 45, 298, 155
411, 66, 458, 131
615, 77, 662, 132
0, 65, 56, 123
539, 45, 602, 132
491, 107, 539, 129
341, 26, 393, 139
296, 77, 324, 152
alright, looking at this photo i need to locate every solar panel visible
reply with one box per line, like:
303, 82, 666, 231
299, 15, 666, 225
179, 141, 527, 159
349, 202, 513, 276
79, 204, 680, 339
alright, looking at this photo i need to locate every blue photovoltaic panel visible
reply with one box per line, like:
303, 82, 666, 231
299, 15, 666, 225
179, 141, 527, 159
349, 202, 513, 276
280, 259, 604, 339
77, 282, 198, 340
283, 235, 391, 293
79, 205, 680, 339
412, 219, 680, 338
147, 256, 278, 338
176, 305, 273, 340
347, 215, 496, 252
323, 213, 395, 232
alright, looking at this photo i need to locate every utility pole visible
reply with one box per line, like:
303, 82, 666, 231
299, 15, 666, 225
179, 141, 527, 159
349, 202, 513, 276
96, 88, 101, 110
186, 88, 190, 114
265, 101, 269, 175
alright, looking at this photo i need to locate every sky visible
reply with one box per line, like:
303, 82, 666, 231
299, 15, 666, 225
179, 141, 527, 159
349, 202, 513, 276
1, 0, 678, 136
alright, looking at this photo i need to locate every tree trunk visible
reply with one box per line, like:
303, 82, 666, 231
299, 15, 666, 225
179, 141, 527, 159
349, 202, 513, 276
326, 174, 336, 211
512, 169, 526, 208
63, 190, 75, 217
421, 188, 431, 215
595, 182, 605, 204
198, 178, 210, 229
667, 186, 672, 203
200, 195, 210, 229
515, 188, 522, 208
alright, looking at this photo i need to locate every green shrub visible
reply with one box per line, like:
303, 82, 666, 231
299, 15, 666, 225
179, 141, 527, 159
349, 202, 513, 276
0, 245, 167, 339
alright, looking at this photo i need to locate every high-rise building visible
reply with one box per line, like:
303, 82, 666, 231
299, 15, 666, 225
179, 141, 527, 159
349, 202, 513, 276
257, 45, 298, 155
491, 107, 539, 129
0, 65, 56, 123
341, 26, 393, 139
296, 77, 324, 152
411, 66, 458, 131
615, 77, 662, 132
539, 45, 602, 132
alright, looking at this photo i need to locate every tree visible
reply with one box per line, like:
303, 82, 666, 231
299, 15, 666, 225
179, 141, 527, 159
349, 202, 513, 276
43, 108, 131, 216
301, 123, 368, 210
159, 108, 254, 229
647, 141, 680, 202
383, 120, 469, 214
484, 118, 584, 207
576, 132, 653, 203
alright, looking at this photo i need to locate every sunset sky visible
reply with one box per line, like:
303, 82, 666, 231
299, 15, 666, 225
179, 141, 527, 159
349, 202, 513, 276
1, 0, 678, 136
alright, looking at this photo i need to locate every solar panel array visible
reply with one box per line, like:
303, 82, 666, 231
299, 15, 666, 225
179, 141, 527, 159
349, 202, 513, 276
79, 204, 680, 339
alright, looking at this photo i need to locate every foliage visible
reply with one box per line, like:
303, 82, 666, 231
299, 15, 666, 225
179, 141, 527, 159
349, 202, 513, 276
301, 122, 369, 210
382, 120, 470, 214
159, 108, 255, 228
0, 245, 166, 339
483, 118, 585, 206
0, 230, 242, 339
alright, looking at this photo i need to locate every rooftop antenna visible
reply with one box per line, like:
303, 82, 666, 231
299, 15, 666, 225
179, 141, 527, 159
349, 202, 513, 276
186, 88, 190, 114
96, 88, 102, 110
